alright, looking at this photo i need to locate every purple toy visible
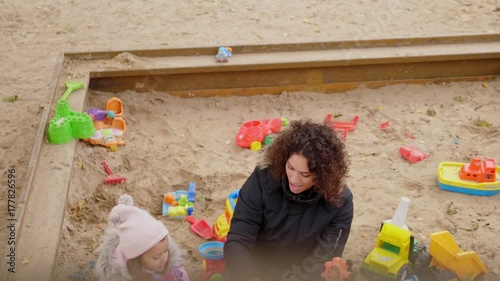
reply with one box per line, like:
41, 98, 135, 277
87, 108, 115, 121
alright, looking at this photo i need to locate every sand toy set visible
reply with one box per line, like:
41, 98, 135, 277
47, 82, 95, 144
47, 81, 126, 149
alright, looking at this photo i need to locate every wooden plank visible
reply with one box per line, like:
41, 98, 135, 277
0, 52, 65, 281
83, 35, 500, 96
134, 75, 497, 98
65, 33, 500, 60
88, 57, 500, 96
0, 72, 91, 281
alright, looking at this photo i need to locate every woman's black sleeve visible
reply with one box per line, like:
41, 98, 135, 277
308, 187, 354, 280
224, 167, 265, 281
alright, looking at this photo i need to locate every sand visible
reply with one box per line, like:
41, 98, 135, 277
1, 0, 499, 280
53, 80, 500, 280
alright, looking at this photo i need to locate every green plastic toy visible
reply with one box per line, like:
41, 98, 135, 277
47, 81, 95, 144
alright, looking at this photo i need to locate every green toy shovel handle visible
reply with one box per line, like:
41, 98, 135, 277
60, 81, 84, 100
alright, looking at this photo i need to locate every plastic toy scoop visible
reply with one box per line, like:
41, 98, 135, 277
186, 216, 213, 240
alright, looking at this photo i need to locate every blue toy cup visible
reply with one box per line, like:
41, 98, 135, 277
199, 242, 224, 261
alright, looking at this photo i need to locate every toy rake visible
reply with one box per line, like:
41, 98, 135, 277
102, 161, 126, 185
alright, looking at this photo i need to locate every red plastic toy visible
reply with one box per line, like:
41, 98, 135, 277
101, 161, 126, 184
380, 121, 390, 130
324, 114, 359, 140
201, 259, 225, 281
235, 117, 283, 149
186, 216, 214, 240
399, 145, 428, 163
459, 157, 496, 183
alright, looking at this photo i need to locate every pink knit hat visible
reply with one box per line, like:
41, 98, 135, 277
108, 194, 169, 259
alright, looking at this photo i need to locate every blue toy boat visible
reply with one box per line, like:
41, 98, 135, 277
437, 161, 500, 196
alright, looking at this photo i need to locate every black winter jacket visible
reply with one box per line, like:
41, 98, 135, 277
224, 166, 353, 281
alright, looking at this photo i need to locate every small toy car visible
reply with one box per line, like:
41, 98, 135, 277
235, 118, 283, 150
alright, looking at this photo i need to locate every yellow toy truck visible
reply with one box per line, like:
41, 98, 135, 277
360, 223, 424, 280
411, 231, 488, 281
361, 223, 489, 281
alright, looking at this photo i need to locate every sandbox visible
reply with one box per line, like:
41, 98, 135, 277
1, 34, 500, 281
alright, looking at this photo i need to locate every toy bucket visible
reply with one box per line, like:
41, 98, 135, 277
199, 241, 224, 261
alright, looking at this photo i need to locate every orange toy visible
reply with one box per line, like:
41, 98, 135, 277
105, 97, 123, 118
322, 257, 352, 281
164, 193, 178, 206
459, 157, 496, 183
83, 97, 126, 148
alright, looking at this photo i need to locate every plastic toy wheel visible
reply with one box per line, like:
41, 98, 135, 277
250, 141, 262, 151
396, 265, 408, 281
263, 135, 273, 145
412, 251, 432, 270
281, 118, 289, 126
210, 273, 223, 281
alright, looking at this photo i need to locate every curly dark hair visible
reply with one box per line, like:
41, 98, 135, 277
264, 120, 350, 205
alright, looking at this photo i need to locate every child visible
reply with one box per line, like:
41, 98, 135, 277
95, 194, 190, 281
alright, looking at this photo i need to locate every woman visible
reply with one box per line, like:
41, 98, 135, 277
224, 120, 353, 281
